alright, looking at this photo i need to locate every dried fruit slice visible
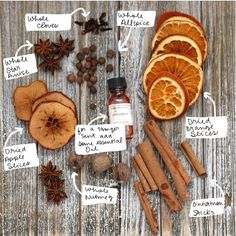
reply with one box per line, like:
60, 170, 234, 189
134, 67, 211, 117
32, 91, 76, 113
13, 80, 48, 121
155, 11, 206, 33
152, 35, 203, 65
152, 20, 208, 62
29, 102, 78, 150
148, 72, 189, 120
143, 54, 204, 106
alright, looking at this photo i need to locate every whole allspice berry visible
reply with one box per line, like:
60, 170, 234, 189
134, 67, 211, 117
112, 163, 131, 183
98, 57, 106, 65
77, 76, 83, 85
89, 103, 97, 110
82, 47, 90, 55
90, 45, 97, 52
90, 86, 97, 94
87, 81, 93, 88
67, 73, 76, 83
76, 62, 82, 70
84, 74, 90, 81
106, 64, 113, 73
91, 153, 112, 173
68, 151, 84, 170
77, 52, 84, 61
90, 75, 97, 83
85, 62, 91, 69
91, 59, 98, 67
106, 49, 115, 59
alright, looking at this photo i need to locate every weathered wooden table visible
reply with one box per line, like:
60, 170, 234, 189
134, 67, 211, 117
0, 1, 235, 235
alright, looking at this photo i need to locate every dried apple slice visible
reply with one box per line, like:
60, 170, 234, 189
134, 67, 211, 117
32, 91, 76, 113
13, 80, 48, 121
29, 101, 78, 150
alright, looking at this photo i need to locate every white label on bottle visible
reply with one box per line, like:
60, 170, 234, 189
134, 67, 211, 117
109, 103, 133, 125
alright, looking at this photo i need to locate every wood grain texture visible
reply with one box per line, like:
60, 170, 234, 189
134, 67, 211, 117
0, 1, 235, 236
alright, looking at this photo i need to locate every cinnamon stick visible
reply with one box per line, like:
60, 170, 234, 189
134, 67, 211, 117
143, 123, 189, 202
133, 154, 158, 191
137, 140, 182, 212
144, 119, 192, 186
132, 158, 152, 192
134, 181, 159, 234
180, 141, 207, 178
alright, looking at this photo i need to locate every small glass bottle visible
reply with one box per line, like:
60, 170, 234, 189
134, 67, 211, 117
108, 77, 134, 139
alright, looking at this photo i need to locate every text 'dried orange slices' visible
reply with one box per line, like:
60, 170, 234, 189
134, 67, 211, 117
143, 54, 204, 106
148, 72, 189, 120
152, 35, 203, 65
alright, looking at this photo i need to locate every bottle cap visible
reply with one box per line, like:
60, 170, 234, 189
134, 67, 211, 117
108, 77, 127, 90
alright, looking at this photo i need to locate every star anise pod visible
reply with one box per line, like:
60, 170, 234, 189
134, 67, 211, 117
53, 35, 74, 57
34, 39, 54, 57
39, 161, 62, 178
39, 56, 62, 73
47, 179, 67, 205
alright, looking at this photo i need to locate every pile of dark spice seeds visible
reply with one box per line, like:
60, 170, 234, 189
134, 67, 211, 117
71, 45, 115, 95
39, 161, 67, 206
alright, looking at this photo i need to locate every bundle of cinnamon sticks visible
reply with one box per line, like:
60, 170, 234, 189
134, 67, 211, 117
133, 119, 207, 234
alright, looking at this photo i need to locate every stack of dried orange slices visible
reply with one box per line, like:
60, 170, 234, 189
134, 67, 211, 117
143, 11, 208, 120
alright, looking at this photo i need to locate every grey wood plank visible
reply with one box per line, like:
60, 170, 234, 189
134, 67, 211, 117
35, 1, 81, 235
78, 1, 121, 236
201, 2, 235, 236
119, 1, 162, 236
0, 1, 39, 235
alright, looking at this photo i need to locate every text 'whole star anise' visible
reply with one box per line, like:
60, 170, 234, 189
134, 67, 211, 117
39, 161, 67, 206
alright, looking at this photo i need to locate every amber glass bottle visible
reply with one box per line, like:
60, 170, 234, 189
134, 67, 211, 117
108, 77, 134, 139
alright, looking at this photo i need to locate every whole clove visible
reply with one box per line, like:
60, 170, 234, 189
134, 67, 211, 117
75, 12, 112, 35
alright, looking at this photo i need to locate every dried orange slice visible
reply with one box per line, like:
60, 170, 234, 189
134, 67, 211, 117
152, 20, 208, 62
155, 11, 206, 33
152, 35, 203, 65
13, 80, 48, 121
148, 72, 189, 120
143, 54, 203, 106
29, 101, 78, 150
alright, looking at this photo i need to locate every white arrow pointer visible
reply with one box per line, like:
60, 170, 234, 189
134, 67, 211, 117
15, 40, 33, 57
118, 27, 133, 52
70, 7, 90, 18
88, 113, 107, 125
4, 127, 23, 148
204, 92, 216, 117
210, 179, 224, 197
71, 172, 83, 195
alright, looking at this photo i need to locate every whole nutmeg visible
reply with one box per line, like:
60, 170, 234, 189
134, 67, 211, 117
67, 73, 76, 83
68, 151, 84, 170
112, 163, 131, 183
91, 153, 112, 173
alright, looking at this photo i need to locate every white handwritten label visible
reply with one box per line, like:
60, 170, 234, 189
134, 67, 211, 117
117, 11, 156, 27
189, 197, 225, 217
82, 185, 118, 205
3, 54, 37, 80
186, 116, 227, 139
75, 124, 126, 155
25, 14, 71, 31
4, 143, 39, 171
